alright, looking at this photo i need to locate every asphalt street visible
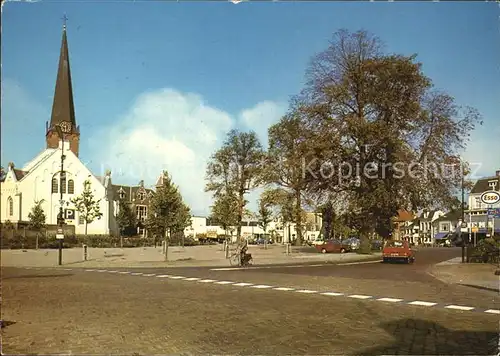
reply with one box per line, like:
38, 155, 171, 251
2, 247, 499, 355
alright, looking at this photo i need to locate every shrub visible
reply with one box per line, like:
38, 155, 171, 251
469, 238, 500, 264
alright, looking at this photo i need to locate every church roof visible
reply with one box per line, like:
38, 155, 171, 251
49, 23, 76, 129
112, 184, 154, 204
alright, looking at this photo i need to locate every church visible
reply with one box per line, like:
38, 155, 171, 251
0, 23, 153, 236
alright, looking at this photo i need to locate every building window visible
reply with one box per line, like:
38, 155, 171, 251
136, 205, 147, 222
79, 214, 85, 225
52, 178, 58, 193
61, 177, 67, 194
137, 191, 146, 201
68, 179, 75, 194
7, 197, 13, 216
119, 190, 125, 200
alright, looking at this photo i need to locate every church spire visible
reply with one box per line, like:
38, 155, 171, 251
49, 15, 76, 129
46, 16, 80, 157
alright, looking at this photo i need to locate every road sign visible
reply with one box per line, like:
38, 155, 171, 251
472, 227, 479, 233
480, 191, 500, 205
487, 208, 500, 218
65, 209, 75, 220
56, 234, 64, 240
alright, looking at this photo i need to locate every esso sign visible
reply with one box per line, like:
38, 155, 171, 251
480, 191, 500, 205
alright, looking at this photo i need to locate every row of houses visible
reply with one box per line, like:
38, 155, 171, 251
393, 170, 500, 245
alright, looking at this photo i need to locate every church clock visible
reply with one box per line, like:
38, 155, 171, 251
59, 121, 72, 133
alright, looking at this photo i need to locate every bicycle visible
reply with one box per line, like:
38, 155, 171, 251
229, 246, 253, 267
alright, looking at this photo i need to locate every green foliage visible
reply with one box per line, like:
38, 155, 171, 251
205, 129, 265, 240
470, 238, 500, 264
28, 199, 46, 232
257, 197, 273, 233
71, 180, 103, 234
210, 189, 239, 232
116, 199, 137, 236
292, 29, 482, 240
146, 171, 191, 238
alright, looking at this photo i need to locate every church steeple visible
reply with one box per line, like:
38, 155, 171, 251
46, 16, 80, 157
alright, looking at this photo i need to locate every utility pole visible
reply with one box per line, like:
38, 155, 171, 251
461, 161, 465, 263
55, 125, 66, 266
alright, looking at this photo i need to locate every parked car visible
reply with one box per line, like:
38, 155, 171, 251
370, 239, 383, 251
382, 240, 415, 263
315, 239, 352, 254
342, 237, 360, 251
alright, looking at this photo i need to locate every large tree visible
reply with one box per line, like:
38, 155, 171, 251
28, 199, 46, 249
256, 196, 273, 236
264, 114, 315, 245
295, 29, 481, 251
71, 180, 103, 236
205, 129, 265, 242
146, 171, 191, 260
210, 189, 239, 239
116, 198, 137, 246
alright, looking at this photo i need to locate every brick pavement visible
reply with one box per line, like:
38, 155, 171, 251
2, 267, 498, 355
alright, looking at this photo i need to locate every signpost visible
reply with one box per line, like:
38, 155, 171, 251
481, 191, 500, 238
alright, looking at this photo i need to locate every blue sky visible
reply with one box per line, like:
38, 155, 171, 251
2, 1, 499, 215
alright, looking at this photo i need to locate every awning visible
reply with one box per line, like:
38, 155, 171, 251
434, 232, 449, 240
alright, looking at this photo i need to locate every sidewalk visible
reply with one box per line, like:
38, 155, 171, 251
428, 257, 499, 292
1, 244, 381, 268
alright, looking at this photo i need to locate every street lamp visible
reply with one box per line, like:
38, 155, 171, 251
55, 125, 66, 265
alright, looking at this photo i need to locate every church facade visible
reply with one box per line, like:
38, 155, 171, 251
0, 23, 151, 236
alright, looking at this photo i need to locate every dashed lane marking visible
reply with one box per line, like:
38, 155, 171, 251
321, 292, 344, 296
209, 260, 379, 271
377, 297, 403, 303
337, 260, 381, 266
408, 301, 437, 307
348, 294, 373, 300
296, 289, 318, 294
24, 267, 495, 315
484, 309, 500, 314
445, 305, 475, 311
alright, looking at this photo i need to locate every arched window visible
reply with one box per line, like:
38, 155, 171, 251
61, 176, 67, 194
68, 179, 75, 194
52, 178, 58, 193
7, 197, 13, 216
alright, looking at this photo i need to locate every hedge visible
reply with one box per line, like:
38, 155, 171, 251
469, 237, 500, 264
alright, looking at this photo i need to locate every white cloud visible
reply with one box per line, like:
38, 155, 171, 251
463, 125, 500, 179
89, 88, 286, 216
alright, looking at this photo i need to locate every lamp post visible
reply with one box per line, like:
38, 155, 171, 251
55, 125, 66, 265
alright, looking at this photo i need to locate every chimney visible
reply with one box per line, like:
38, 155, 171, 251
496, 170, 500, 177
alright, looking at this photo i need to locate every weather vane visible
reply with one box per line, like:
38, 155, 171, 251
62, 14, 68, 29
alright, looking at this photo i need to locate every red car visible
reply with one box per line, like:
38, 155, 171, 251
315, 239, 350, 254
382, 240, 415, 264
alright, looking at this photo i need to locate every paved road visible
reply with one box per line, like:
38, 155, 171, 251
2, 266, 498, 355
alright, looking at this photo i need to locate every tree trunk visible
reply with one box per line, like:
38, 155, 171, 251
120, 234, 123, 248
36, 232, 39, 250
236, 191, 245, 242
84, 221, 88, 236
294, 190, 303, 246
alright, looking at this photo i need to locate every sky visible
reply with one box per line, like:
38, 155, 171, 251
2, 1, 500, 216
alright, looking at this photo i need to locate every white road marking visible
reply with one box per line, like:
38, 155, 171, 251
108, 271, 119, 273
130, 272, 143, 276
97, 270, 107, 272
199, 279, 217, 283
156, 274, 171, 278
168, 276, 185, 279
321, 292, 344, 296
183, 277, 200, 281
296, 290, 318, 294
118, 271, 131, 274
63, 268, 72, 271
338, 260, 380, 266
142, 273, 156, 277
484, 309, 500, 314
216, 281, 234, 285
273, 287, 295, 291
233, 282, 254, 287
85, 269, 95, 272
348, 294, 372, 299
444, 305, 475, 311
252, 285, 273, 289
408, 301, 437, 307
377, 297, 403, 303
